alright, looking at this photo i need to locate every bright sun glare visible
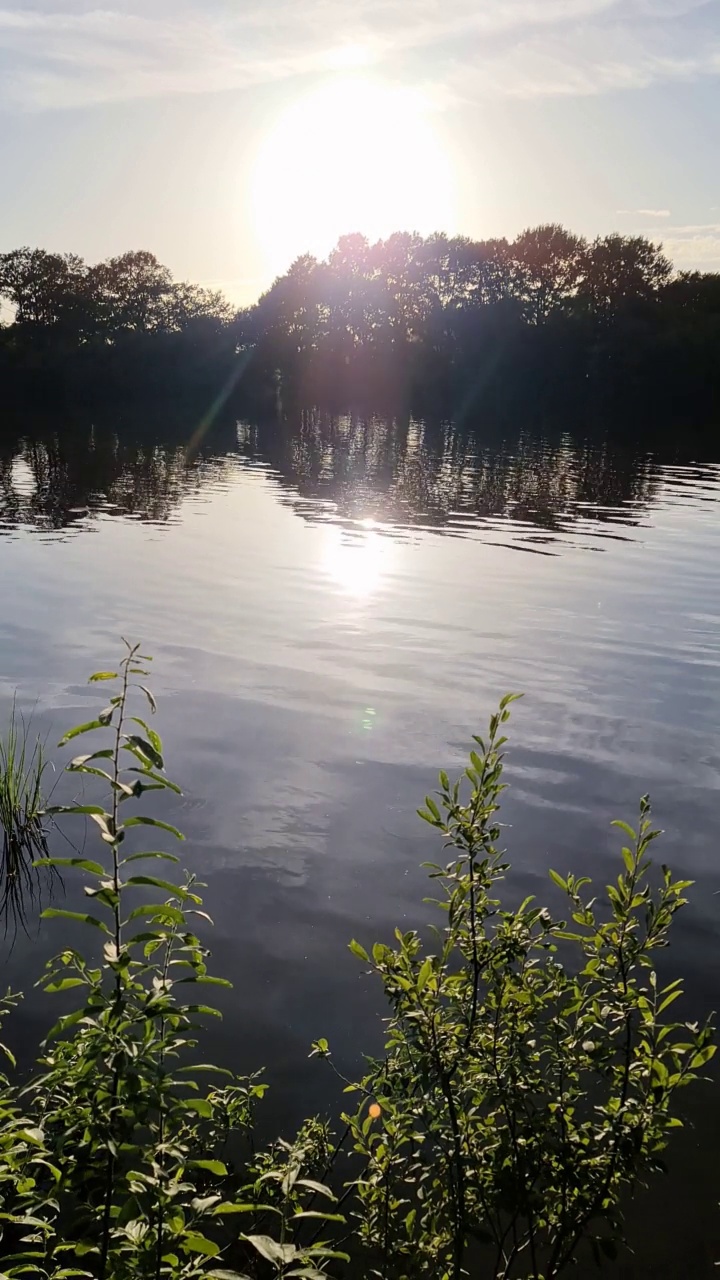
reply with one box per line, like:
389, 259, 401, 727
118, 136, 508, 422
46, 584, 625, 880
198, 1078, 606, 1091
252, 74, 456, 279
322, 521, 391, 598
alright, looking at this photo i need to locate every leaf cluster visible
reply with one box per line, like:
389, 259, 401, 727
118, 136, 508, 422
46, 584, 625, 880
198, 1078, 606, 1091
0, 659, 712, 1280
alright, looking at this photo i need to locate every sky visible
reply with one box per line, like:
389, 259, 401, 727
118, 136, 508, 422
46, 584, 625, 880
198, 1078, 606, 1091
0, 0, 719, 304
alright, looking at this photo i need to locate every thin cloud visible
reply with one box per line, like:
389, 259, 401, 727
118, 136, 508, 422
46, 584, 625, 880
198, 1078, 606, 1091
447, 17, 720, 102
0, 0, 718, 109
663, 235, 720, 265
617, 208, 671, 217
655, 223, 720, 267
661, 222, 720, 233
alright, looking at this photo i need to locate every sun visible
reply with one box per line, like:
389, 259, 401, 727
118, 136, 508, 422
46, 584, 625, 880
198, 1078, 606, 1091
251, 74, 456, 280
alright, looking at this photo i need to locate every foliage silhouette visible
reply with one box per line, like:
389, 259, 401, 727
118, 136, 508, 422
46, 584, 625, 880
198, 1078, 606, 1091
1, 226, 719, 410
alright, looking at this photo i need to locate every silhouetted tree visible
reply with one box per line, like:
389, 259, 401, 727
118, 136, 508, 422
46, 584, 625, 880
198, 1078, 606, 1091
86, 251, 175, 334
0, 248, 86, 328
161, 281, 234, 333
1, 227, 719, 411
0, 244, 234, 369
252, 254, 330, 374
511, 224, 588, 323
583, 234, 672, 314
663, 270, 720, 314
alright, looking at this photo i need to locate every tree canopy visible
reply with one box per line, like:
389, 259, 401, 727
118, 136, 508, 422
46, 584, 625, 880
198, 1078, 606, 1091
1, 227, 719, 408
0, 247, 232, 340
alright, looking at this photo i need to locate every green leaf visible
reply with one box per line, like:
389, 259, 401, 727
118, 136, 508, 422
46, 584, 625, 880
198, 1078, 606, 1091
612, 819, 638, 841
89, 672, 118, 682
58, 719, 107, 747
121, 851, 180, 866
549, 869, 567, 891
124, 816, 184, 840
18, 1128, 45, 1147
181, 1234, 220, 1258
295, 1179, 335, 1199
349, 939, 369, 962
128, 766, 181, 795
126, 875, 185, 894
417, 958, 432, 992
0, 1041, 16, 1068
690, 1045, 716, 1068
244, 1236, 296, 1265
70, 750, 114, 765
191, 1195, 222, 1214
214, 1203, 279, 1216
189, 1160, 228, 1177
179, 975, 232, 988
177, 1064, 234, 1076
124, 733, 164, 769
46, 804, 106, 817
292, 1211, 345, 1222
41, 909, 109, 932
305, 1248, 350, 1263
34, 857, 105, 874
137, 685, 157, 713
73, 769, 118, 790
128, 904, 185, 924
184, 1004, 223, 1018
285, 1270, 330, 1280
184, 1098, 213, 1118
88, 813, 115, 841
207, 1272, 253, 1280
425, 796, 441, 821
49, 1270, 95, 1278
129, 716, 163, 752
45, 1008, 85, 1040
43, 978, 86, 993
418, 807, 442, 827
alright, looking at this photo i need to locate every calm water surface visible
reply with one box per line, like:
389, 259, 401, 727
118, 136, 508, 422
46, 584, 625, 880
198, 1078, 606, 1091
1, 410, 719, 1275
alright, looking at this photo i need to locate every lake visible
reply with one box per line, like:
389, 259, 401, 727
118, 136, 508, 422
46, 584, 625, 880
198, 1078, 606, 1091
1, 405, 719, 1275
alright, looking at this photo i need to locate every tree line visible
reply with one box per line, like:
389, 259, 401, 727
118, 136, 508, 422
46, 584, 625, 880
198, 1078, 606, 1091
238, 226, 720, 402
0, 247, 233, 339
2, 227, 719, 408
244, 225, 679, 348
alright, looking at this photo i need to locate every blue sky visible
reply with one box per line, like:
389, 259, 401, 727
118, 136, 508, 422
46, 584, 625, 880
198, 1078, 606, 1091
0, 0, 719, 302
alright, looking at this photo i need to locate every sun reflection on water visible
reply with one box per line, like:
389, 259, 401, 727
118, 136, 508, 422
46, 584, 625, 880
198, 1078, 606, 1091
322, 520, 391, 597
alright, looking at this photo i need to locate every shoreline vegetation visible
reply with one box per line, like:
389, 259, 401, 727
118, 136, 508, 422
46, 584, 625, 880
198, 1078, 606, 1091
0, 648, 714, 1278
1, 227, 720, 415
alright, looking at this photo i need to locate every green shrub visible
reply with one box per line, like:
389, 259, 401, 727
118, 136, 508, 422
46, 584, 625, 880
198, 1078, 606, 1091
324, 696, 714, 1277
2, 644, 346, 1280
0, 653, 713, 1280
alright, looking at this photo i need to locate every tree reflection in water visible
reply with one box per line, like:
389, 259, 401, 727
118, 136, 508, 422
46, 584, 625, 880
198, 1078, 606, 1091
0, 407, 715, 553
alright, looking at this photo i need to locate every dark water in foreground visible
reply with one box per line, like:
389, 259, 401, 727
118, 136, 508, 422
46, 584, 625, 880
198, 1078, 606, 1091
1, 408, 720, 1275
